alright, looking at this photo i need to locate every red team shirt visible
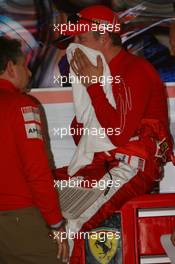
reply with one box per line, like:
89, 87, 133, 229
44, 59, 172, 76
71, 48, 172, 151
68, 49, 173, 264
0, 79, 62, 225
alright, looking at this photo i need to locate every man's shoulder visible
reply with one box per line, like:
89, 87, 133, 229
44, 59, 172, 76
122, 49, 160, 79
1, 91, 40, 118
126, 50, 158, 72
12, 92, 40, 109
123, 49, 150, 66
8, 93, 42, 127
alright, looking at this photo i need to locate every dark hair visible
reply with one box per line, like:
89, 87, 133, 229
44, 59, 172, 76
0, 36, 23, 73
108, 32, 122, 46
93, 31, 122, 47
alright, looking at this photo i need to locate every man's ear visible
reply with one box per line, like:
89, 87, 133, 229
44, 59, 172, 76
6, 60, 16, 78
99, 32, 110, 45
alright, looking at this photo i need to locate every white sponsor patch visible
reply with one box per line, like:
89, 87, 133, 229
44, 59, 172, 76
21, 106, 41, 123
130, 156, 145, 172
25, 123, 43, 140
115, 153, 145, 172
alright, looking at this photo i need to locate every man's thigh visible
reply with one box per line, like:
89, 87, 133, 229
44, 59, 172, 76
0, 207, 64, 264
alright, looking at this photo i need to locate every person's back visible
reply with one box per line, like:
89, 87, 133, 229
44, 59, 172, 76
0, 83, 43, 210
0, 85, 29, 208
0, 37, 69, 264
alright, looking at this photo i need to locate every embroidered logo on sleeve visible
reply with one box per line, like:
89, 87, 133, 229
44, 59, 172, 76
25, 123, 42, 139
21, 106, 43, 140
21, 106, 41, 123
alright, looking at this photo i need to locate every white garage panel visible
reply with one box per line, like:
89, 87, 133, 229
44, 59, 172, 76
42, 103, 76, 168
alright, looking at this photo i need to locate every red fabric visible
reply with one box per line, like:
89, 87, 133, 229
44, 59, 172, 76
55, 134, 161, 263
138, 216, 175, 255
58, 49, 173, 263
70, 156, 159, 264
71, 48, 173, 153
62, 5, 120, 36
70, 117, 83, 146
82, 159, 159, 232
121, 193, 175, 263
0, 79, 63, 225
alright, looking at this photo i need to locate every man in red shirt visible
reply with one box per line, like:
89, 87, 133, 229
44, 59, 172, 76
0, 37, 69, 263
55, 5, 173, 263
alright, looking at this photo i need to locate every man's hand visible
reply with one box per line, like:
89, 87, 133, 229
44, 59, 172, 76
171, 230, 175, 246
70, 48, 103, 87
51, 226, 69, 263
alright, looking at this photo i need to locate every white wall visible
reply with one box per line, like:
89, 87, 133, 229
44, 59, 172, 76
42, 102, 76, 168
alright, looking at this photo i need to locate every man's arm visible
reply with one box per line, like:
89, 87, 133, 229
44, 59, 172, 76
70, 48, 152, 146
87, 61, 152, 146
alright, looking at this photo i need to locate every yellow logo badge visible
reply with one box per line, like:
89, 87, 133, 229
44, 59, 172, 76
88, 228, 120, 264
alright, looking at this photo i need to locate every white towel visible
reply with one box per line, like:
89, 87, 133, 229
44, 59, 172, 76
66, 43, 116, 176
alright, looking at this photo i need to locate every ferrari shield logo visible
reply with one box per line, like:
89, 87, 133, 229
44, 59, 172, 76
88, 228, 120, 264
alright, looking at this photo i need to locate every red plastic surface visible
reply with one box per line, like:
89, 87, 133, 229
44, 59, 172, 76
121, 193, 175, 264
138, 216, 175, 255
